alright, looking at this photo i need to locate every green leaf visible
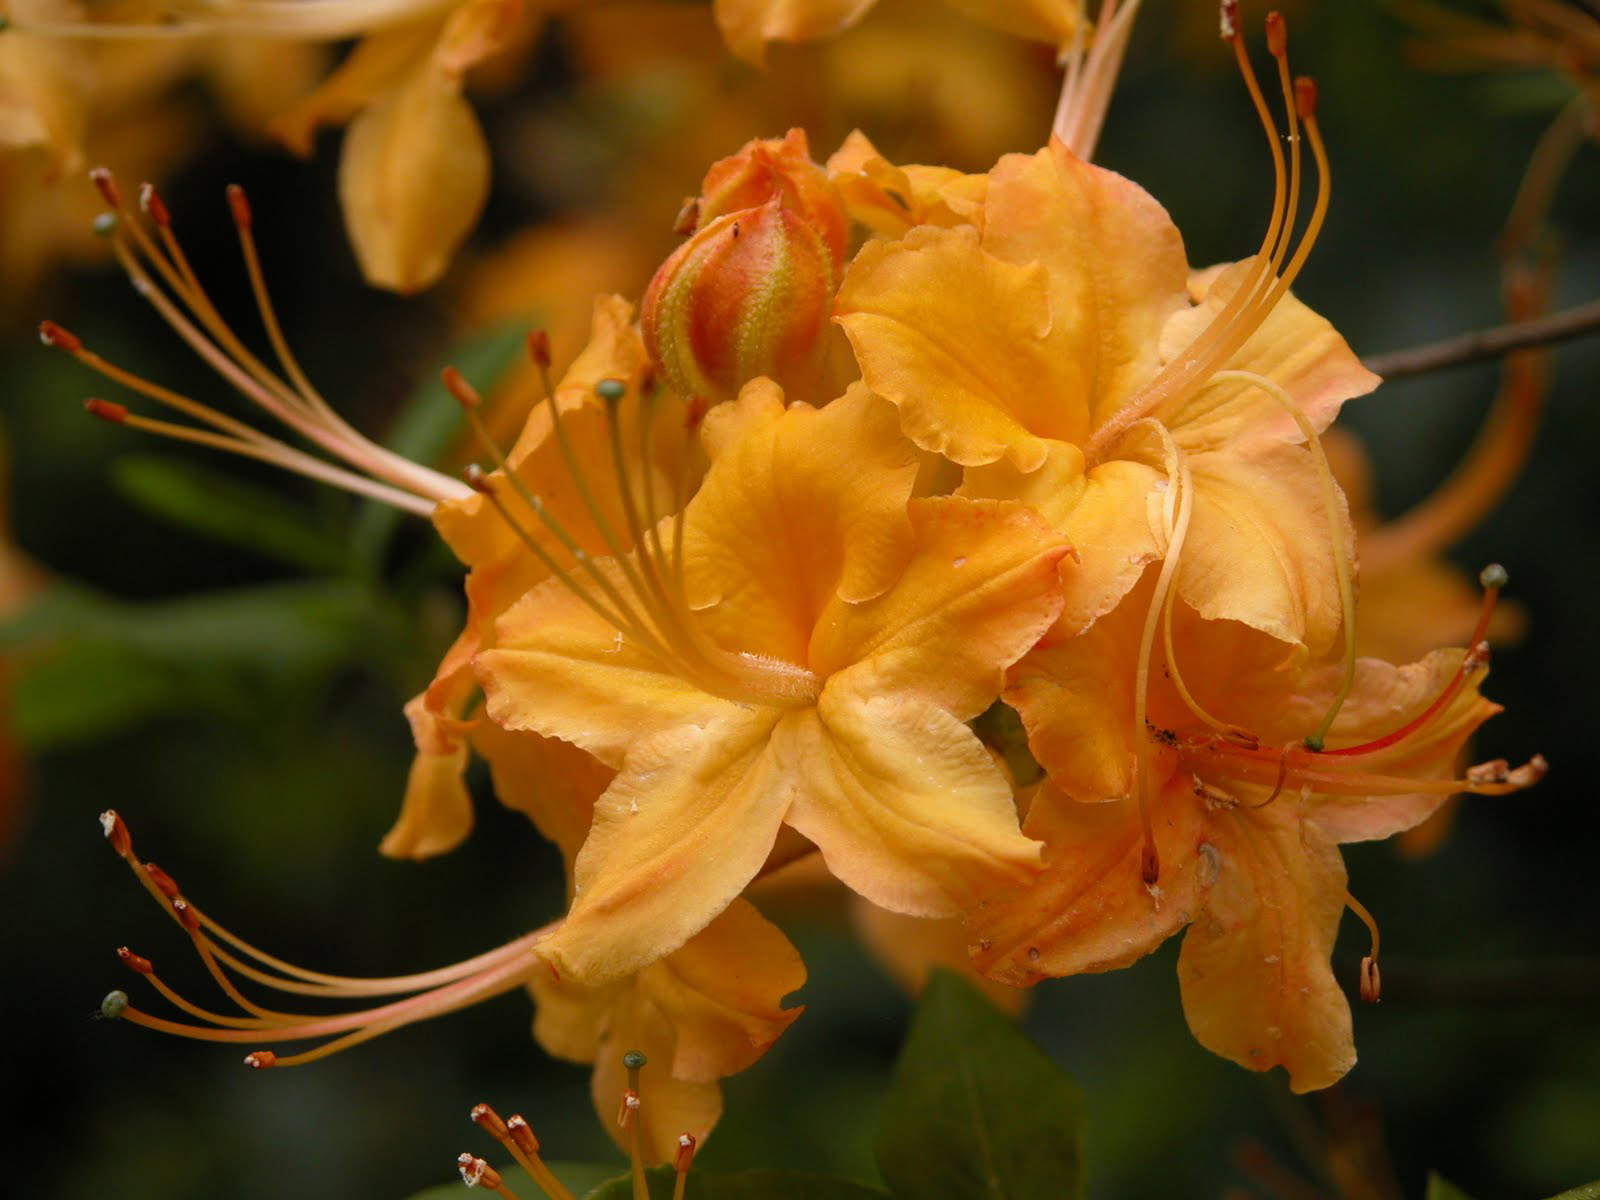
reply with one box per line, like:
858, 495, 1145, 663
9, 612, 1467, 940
875, 970, 1084, 1200
110, 453, 348, 572
586, 1166, 891, 1199
403, 1160, 625, 1200
349, 319, 529, 572
1426, 1174, 1475, 1200
1542, 1184, 1600, 1200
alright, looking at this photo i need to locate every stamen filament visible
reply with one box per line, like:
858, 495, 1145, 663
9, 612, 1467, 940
622, 1051, 648, 1200
471, 1106, 577, 1200
1344, 890, 1382, 1003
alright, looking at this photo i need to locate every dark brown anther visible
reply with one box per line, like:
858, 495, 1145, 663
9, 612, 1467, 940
672, 197, 700, 237
226, 184, 252, 229
116, 947, 153, 975
172, 897, 201, 933
464, 463, 492, 494
470, 1103, 509, 1141
526, 329, 551, 369
143, 862, 180, 899
99, 809, 132, 857
38, 320, 82, 353
139, 182, 170, 227
243, 1050, 276, 1069
1359, 956, 1381, 1004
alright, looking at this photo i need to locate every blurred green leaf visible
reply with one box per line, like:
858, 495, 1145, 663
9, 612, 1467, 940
1427, 1175, 1475, 1200
586, 1166, 890, 1199
2, 580, 392, 747
350, 319, 529, 572
876, 970, 1084, 1200
111, 453, 347, 572
404, 1160, 625, 1200
1543, 1184, 1600, 1200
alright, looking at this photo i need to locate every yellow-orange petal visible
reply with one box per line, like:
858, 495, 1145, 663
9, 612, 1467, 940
834, 224, 1074, 470
536, 710, 791, 983
1176, 805, 1355, 1093
379, 684, 476, 860
1177, 440, 1352, 655
469, 719, 613, 877
712, 0, 879, 64
936, 0, 1082, 45
825, 129, 985, 238
984, 141, 1190, 433
479, 556, 745, 768
970, 779, 1212, 985
337, 57, 488, 293
685, 382, 918, 665
816, 496, 1068, 718
268, 24, 436, 157
1158, 262, 1380, 453
779, 693, 1040, 918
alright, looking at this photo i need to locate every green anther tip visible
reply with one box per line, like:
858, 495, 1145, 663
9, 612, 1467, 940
1303, 734, 1325, 753
1479, 563, 1509, 590
92, 212, 117, 238
595, 379, 627, 403
100, 990, 129, 1019
622, 1050, 647, 1071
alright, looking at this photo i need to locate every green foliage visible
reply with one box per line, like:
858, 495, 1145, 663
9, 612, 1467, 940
110, 453, 348, 572
587, 1167, 892, 1199
404, 1161, 626, 1200
877, 970, 1084, 1200
1543, 1184, 1600, 1200
1427, 1173, 1476, 1200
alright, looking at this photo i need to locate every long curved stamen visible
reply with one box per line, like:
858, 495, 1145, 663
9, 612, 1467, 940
1088, 16, 1330, 465
622, 1051, 648, 1200
97, 811, 556, 1066
1131, 420, 1193, 885
1344, 890, 1382, 1003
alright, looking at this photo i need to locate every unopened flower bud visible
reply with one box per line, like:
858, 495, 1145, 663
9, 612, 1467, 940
642, 130, 847, 407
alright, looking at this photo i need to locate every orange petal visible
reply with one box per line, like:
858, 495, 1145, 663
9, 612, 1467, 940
816, 496, 1068, 719
936, 0, 1082, 45
685, 382, 918, 665
780, 693, 1040, 918
826, 129, 985, 238
378, 718, 473, 859
984, 141, 1190, 432
712, 0, 879, 64
1177, 441, 1353, 655
1158, 262, 1380, 453
970, 779, 1212, 985
479, 556, 743, 768
269, 23, 437, 158
835, 224, 1072, 470
337, 57, 488, 293
536, 710, 791, 982
1176, 805, 1355, 1093
469, 719, 613, 874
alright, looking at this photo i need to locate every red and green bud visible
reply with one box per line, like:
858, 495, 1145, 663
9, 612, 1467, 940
642, 129, 848, 406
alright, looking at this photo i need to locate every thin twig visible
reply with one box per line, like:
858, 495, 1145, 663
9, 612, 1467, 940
1362, 296, 1600, 379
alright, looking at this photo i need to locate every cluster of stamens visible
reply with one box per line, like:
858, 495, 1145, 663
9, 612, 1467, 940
460, 1055, 697, 1200
96, 810, 556, 1067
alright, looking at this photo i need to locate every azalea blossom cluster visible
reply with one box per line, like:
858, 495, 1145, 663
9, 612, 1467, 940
53, 4, 1548, 1169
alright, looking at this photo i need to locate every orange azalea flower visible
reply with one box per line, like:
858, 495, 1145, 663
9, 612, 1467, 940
971, 570, 1543, 1091
478, 381, 1069, 982
834, 18, 1375, 661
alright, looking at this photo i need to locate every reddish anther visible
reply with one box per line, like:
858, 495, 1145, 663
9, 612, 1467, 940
226, 184, 252, 229
139, 183, 171, 227
1359, 956, 1381, 1004
505, 1115, 539, 1156
674, 1133, 698, 1173
84, 398, 129, 424
1219, 0, 1239, 40
464, 463, 492, 494
441, 366, 481, 410
116, 947, 153, 975
143, 863, 180, 899
526, 329, 551, 369
1264, 11, 1286, 57
99, 809, 132, 857
89, 166, 124, 209
172, 898, 201, 933
243, 1050, 276, 1069
470, 1103, 509, 1141
38, 320, 82, 353
1294, 76, 1318, 120
1140, 842, 1161, 888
